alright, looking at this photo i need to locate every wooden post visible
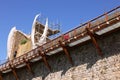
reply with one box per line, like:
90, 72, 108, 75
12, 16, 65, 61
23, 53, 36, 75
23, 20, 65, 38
59, 41, 74, 65
0, 71, 3, 80
115, 10, 120, 20
38, 50, 51, 71
74, 29, 77, 37
23, 58, 34, 75
86, 23, 103, 57
12, 68, 19, 80
9, 62, 19, 80
105, 13, 109, 24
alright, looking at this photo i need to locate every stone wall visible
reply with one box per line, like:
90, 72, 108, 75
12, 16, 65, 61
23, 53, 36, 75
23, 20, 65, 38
9, 31, 31, 60
3, 30, 120, 80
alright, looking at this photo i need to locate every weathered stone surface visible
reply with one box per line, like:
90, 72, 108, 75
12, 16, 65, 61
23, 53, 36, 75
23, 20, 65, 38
3, 31, 120, 80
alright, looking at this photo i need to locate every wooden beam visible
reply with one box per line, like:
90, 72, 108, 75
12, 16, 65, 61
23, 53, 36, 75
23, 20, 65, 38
86, 23, 103, 57
59, 41, 74, 65
23, 58, 34, 75
9, 63, 19, 80
12, 69, 19, 80
38, 50, 51, 71
0, 71, 3, 80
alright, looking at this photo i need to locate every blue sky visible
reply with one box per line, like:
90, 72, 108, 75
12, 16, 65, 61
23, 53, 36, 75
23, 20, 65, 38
0, 0, 119, 62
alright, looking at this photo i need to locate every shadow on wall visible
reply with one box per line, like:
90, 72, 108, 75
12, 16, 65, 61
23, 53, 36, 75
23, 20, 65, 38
3, 30, 120, 80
